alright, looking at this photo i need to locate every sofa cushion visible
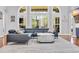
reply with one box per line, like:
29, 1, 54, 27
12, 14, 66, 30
7, 34, 30, 43
23, 28, 49, 33
8, 30, 17, 34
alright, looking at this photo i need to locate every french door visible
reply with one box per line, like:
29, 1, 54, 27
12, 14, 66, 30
53, 17, 60, 32
31, 15, 48, 29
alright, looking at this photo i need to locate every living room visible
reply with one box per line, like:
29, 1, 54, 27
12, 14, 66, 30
0, 6, 77, 48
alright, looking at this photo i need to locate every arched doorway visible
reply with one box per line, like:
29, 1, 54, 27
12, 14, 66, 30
18, 6, 27, 30
52, 6, 60, 33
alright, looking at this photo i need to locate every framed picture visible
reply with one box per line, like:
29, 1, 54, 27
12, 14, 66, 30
11, 16, 15, 22
0, 11, 3, 19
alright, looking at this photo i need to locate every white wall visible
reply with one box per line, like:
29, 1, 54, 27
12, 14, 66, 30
5, 6, 19, 33
0, 7, 5, 37
0, 20, 4, 37
60, 6, 71, 35
3, 6, 75, 35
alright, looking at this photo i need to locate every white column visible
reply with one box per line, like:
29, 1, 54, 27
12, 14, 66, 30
27, 6, 32, 28
3, 9, 6, 34
48, 6, 53, 32
24, 12, 27, 28
17, 7, 20, 31
1, 7, 7, 35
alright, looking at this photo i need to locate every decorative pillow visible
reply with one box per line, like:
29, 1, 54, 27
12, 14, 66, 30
8, 30, 17, 34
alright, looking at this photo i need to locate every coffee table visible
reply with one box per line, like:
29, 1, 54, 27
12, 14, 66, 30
37, 33, 54, 43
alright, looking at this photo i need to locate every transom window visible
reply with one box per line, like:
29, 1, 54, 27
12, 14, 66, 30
53, 7, 59, 13
19, 6, 26, 13
31, 6, 48, 12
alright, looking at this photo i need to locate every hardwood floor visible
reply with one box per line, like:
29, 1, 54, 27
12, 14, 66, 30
0, 35, 7, 48
61, 35, 79, 46
60, 35, 71, 41
0, 37, 79, 53
73, 37, 79, 46
0, 37, 3, 48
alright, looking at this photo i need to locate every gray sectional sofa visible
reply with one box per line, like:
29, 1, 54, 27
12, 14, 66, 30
7, 28, 49, 44
23, 28, 49, 33
7, 34, 30, 44
23, 28, 49, 37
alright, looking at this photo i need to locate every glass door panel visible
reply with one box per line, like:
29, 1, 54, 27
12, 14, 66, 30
53, 17, 60, 32
19, 18, 26, 30
32, 15, 48, 29
42, 16, 48, 28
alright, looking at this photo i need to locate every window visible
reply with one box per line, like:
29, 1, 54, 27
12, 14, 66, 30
42, 16, 48, 28
32, 16, 39, 28
19, 18, 26, 29
32, 15, 48, 29
0, 11, 3, 19
53, 7, 59, 13
19, 18, 23, 23
55, 17, 60, 24
54, 17, 60, 32
31, 6, 48, 12
19, 6, 26, 13
19, 7, 27, 29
